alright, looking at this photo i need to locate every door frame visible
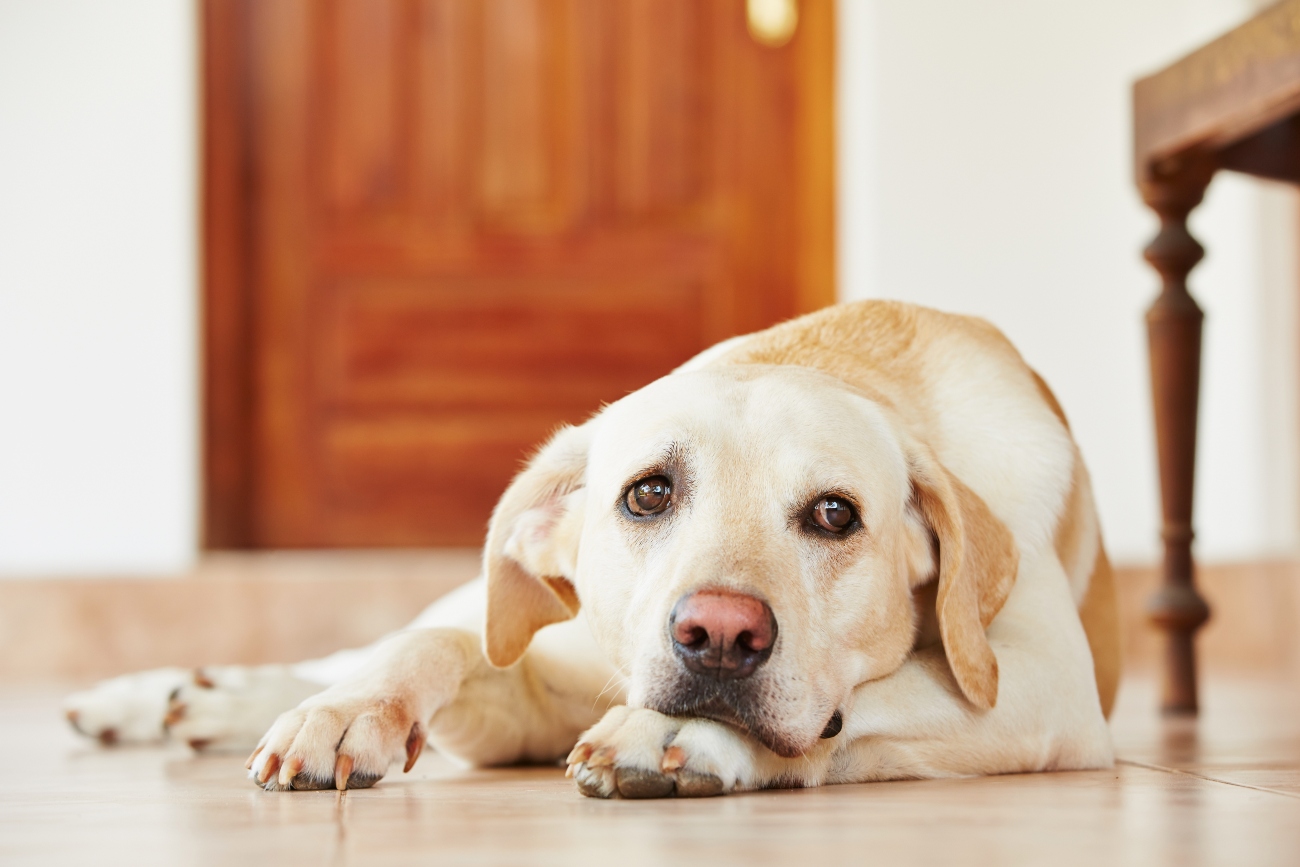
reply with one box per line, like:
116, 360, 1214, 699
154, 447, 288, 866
202, 0, 256, 548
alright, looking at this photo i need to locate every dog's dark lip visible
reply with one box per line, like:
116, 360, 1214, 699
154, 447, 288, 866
649, 695, 810, 759
677, 696, 750, 731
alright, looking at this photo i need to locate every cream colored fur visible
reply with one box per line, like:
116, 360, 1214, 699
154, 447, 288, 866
65, 301, 1116, 797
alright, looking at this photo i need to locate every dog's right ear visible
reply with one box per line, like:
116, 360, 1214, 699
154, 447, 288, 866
483, 423, 592, 668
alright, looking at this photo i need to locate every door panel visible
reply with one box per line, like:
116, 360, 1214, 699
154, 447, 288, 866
203, 0, 835, 547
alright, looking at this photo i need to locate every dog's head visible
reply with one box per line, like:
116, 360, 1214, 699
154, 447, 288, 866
483, 365, 1018, 757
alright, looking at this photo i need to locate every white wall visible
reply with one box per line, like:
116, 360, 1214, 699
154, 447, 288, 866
838, 0, 1300, 564
0, 0, 197, 574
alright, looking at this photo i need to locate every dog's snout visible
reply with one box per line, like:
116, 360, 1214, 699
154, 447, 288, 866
669, 590, 777, 680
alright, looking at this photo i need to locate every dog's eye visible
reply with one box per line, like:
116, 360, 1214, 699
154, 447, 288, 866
627, 476, 672, 516
812, 497, 855, 533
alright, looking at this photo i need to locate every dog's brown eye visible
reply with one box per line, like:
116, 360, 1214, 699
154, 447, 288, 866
627, 476, 672, 516
812, 497, 855, 533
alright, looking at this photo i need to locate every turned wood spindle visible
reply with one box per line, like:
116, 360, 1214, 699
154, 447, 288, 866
1140, 158, 1214, 715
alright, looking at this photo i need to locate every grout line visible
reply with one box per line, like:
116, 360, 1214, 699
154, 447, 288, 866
1117, 758, 1300, 800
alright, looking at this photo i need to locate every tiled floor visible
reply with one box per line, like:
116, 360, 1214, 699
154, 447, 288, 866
4, 555, 1298, 863
2, 674, 1298, 866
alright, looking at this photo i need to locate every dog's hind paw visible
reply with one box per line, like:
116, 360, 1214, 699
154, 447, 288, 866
165, 665, 323, 753
566, 706, 752, 799
64, 665, 323, 752
64, 668, 191, 745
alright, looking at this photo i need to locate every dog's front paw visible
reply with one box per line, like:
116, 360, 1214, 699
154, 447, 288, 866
565, 706, 755, 799
247, 688, 426, 792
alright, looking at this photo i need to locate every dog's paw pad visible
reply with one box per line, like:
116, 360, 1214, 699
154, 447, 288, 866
286, 775, 334, 791
674, 768, 725, 798
615, 767, 676, 799
566, 708, 741, 799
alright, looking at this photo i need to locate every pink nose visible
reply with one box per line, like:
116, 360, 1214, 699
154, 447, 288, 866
669, 590, 777, 680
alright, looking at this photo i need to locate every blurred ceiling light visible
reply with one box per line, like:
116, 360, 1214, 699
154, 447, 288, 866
747, 0, 798, 48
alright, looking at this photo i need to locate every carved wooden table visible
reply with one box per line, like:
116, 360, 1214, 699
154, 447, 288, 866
1134, 0, 1300, 714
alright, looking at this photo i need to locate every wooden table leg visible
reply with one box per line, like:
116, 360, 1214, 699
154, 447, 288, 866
1140, 157, 1215, 715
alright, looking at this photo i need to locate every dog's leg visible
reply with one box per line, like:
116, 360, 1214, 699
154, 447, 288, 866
819, 555, 1115, 782
565, 706, 796, 798
62, 624, 429, 751
62, 638, 396, 752
248, 628, 470, 791
247, 620, 616, 791
62, 580, 486, 751
827, 645, 1114, 781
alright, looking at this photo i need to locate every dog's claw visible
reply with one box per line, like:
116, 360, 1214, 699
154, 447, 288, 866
587, 745, 616, 769
335, 754, 354, 792
162, 700, 186, 728
403, 721, 425, 773
566, 742, 593, 766
278, 756, 303, 787
257, 753, 281, 785
245, 745, 264, 770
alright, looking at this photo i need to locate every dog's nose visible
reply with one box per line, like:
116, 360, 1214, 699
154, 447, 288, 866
669, 590, 777, 680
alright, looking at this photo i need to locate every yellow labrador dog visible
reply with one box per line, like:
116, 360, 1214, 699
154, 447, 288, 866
65, 301, 1119, 798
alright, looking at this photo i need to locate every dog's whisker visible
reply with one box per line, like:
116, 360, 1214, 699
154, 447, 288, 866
591, 671, 624, 712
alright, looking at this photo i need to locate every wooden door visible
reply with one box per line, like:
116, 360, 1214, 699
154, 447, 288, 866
203, 0, 835, 548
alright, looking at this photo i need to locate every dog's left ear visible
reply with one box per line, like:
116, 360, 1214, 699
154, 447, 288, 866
483, 423, 592, 668
907, 446, 1019, 710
